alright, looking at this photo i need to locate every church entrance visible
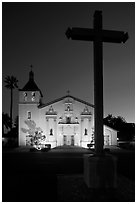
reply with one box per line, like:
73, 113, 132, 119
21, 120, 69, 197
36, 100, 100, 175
63, 135, 75, 146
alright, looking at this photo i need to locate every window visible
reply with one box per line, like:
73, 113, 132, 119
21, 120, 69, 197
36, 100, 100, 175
23, 92, 27, 101
67, 105, 70, 111
32, 92, 35, 101
66, 117, 71, 124
75, 117, 78, 123
59, 117, 62, 123
50, 128, 53, 135
27, 111, 31, 120
84, 128, 88, 135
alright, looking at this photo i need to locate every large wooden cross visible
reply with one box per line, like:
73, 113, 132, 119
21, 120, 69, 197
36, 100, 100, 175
66, 10, 128, 154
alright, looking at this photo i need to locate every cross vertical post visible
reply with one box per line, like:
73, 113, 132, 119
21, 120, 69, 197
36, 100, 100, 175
93, 11, 104, 154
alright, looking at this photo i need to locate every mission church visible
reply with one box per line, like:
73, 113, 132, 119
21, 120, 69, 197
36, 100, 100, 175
19, 70, 117, 148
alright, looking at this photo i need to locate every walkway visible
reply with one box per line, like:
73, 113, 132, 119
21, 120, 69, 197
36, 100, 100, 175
50, 145, 92, 153
3, 144, 122, 153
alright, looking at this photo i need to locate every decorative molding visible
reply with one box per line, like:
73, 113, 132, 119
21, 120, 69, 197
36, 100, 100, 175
81, 106, 92, 115
58, 116, 79, 124
46, 115, 57, 119
64, 98, 73, 104
38, 95, 94, 109
45, 105, 57, 115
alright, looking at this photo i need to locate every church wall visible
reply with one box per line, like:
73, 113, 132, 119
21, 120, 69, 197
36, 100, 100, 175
19, 92, 117, 148
112, 131, 117, 145
39, 102, 63, 147
39, 107, 48, 135
71, 100, 94, 146
18, 70, 118, 149
38, 98, 94, 147
38, 108, 56, 148
104, 125, 117, 146
19, 104, 40, 146
19, 115, 26, 146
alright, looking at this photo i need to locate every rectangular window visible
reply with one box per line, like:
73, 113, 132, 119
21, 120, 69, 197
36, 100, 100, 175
27, 111, 31, 120
32, 92, 35, 101
32, 92, 35, 96
23, 92, 27, 101
50, 128, 53, 135
84, 128, 88, 135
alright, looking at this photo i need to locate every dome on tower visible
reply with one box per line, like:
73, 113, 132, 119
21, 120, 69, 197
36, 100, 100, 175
19, 70, 43, 97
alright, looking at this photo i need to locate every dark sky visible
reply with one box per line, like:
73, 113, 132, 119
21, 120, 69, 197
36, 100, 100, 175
2, 2, 135, 122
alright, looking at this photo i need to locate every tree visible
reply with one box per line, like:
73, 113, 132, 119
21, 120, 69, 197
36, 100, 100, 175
21, 119, 46, 150
2, 112, 11, 135
11, 115, 19, 138
14, 115, 18, 129
103, 114, 127, 131
103, 114, 115, 127
4, 76, 18, 129
104, 114, 134, 141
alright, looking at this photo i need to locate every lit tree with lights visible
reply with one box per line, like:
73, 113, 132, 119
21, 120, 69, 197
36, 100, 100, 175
21, 120, 46, 150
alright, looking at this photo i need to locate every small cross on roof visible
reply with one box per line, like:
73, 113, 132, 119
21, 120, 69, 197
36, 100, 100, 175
67, 90, 70, 95
30, 64, 33, 71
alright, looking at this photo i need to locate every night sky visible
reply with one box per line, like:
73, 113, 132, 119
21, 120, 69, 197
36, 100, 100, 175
2, 2, 135, 122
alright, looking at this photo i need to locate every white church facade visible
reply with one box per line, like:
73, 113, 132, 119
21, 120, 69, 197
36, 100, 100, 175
19, 70, 117, 149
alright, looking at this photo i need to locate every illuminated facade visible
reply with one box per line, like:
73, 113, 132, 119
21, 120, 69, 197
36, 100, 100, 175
19, 71, 117, 148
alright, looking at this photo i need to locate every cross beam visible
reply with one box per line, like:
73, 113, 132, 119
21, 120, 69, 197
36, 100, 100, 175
66, 27, 128, 43
66, 10, 128, 154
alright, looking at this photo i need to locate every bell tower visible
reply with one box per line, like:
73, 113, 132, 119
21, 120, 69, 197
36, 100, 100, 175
18, 69, 43, 146
19, 70, 43, 104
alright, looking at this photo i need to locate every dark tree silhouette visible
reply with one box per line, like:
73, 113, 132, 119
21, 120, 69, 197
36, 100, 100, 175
14, 115, 18, 128
104, 114, 134, 141
4, 76, 18, 129
104, 114, 127, 130
13, 115, 19, 135
2, 112, 11, 135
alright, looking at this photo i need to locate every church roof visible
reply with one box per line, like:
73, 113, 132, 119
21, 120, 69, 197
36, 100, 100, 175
38, 94, 94, 109
19, 70, 43, 97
